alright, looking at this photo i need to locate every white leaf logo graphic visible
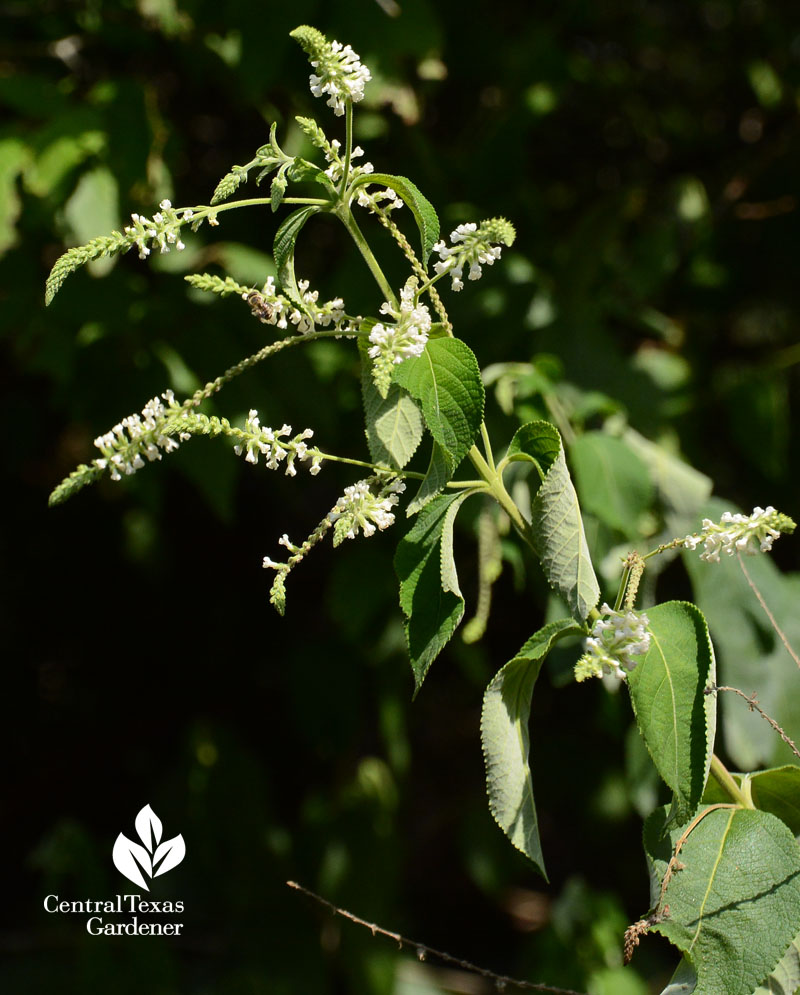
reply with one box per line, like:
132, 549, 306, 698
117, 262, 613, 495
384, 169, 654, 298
135, 804, 162, 852
112, 804, 185, 890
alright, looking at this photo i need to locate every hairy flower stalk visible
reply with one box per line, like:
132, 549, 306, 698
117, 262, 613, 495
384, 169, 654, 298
432, 218, 516, 291
356, 186, 404, 214
233, 411, 322, 476
262, 474, 405, 614
323, 139, 374, 185
575, 603, 651, 682
124, 200, 191, 260
681, 506, 796, 562
368, 277, 431, 397
290, 25, 371, 116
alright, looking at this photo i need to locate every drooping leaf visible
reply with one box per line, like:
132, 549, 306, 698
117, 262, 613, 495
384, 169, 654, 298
627, 602, 716, 826
350, 171, 440, 264
570, 431, 654, 538
511, 421, 599, 620
359, 337, 424, 470
645, 806, 800, 995
481, 618, 585, 878
395, 492, 467, 694
273, 204, 320, 309
406, 442, 452, 515
393, 337, 484, 476
505, 420, 560, 477
440, 490, 476, 598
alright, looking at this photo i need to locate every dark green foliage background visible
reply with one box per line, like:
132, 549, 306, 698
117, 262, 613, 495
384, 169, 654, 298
3, 1, 800, 991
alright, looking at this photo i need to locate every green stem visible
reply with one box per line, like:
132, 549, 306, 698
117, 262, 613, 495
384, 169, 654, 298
337, 207, 399, 308
340, 102, 354, 198
480, 422, 496, 472
468, 444, 533, 545
614, 563, 631, 612
282, 197, 332, 206
709, 754, 753, 808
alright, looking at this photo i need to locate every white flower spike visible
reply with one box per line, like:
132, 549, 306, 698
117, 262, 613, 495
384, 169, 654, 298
432, 218, 516, 292
291, 26, 371, 117
367, 277, 431, 397
682, 506, 795, 563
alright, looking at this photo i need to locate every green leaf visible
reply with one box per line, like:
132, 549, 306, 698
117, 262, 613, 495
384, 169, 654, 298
505, 420, 561, 477
683, 497, 800, 770
395, 493, 466, 694
755, 929, 800, 995
512, 421, 599, 621
350, 172, 440, 264
645, 806, 800, 995
627, 602, 716, 825
393, 337, 484, 475
62, 166, 120, 277
359, 337, 424, 470
0, 138, 30, 255
481, 618, 585, 878
750, 766, 800, 837
623, 427, 712, 519
570, 431, 654, 538
407, 442, 451, 516
440, 490, 476, 598
705, 765, 800, 837
273, 205, 320, 309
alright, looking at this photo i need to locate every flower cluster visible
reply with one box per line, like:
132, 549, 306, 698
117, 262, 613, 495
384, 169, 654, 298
124, 200, 194, 260
291, 26, 371, 116
328, 476, 406, 545
233, 411, 322, 476
575, 603, 651, 682
323, 139, 374, 185
432, 217, 516, 291
356, 185, 404, 214
682, 506, 796, 562
241, 276, 345, 334
94, 390, 190, 480
368, 278, 432, 397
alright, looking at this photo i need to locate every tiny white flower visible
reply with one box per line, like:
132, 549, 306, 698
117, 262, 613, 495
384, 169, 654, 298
682, 506, 795, 562
575, 603, 651, 682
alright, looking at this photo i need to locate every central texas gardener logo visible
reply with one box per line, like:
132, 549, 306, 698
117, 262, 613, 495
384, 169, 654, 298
112, 805, 185, 891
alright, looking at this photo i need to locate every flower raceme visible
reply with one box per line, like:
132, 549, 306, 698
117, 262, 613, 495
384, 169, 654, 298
574, 603, 651, 682
328, 477, 406, 546
682, 506, 796, 562
233, 412, 322, 476
290, 25, 371, 117
367, 277, 431, 397
94, 391, 191, 480
433, 218, 516, 292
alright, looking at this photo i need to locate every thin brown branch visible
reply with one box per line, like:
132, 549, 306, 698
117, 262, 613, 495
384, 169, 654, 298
624, 804, 737, 966
737, 553, 800, 670
707, 684, 800, 760
287, 880, 589, 995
